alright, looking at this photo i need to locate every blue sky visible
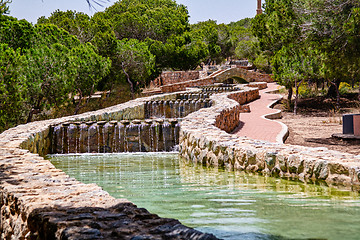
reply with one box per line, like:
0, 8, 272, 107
9, 0, 263, 24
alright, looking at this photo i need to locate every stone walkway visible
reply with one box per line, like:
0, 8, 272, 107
233, 83, 288, 143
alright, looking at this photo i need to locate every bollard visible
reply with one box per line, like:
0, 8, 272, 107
342, 114, 354, 135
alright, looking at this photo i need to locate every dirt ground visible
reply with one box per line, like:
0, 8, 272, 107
275, 96, 360, 155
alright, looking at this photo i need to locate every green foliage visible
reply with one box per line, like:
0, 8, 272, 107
339, 82, 352, 95
0, 12, 111, 128
38, 10, 94, 43
298, 83, 311, 98
0, 16, 35, 50
253, 53, 271, 73
228, 19, 266, 70
147, 33, 208, 70
71, 43, 112, 113
0, 0, 10, 16
235, 39, 259, 61
251, 0, 360, 112
112, 38, 156, 96
40, 1, 207, 91
20, 43, 77, 122
34, 23, 80, 49
0, 43, 26, 131
191, 20, 222, 64
105, 0, 189, 42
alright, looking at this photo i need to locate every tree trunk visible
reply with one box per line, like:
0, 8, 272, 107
287, 85, 293, 104
294, 79, 304, 115
26, 108, 40, 123
335, 82, 340, 110
27, 98, 42, 123
328, 79, 340, 110
26, 109, 34, 123
327, 79, 340, 99
122, 64, 134, 99
74, 93, 83, 115
74, 86, 94, 115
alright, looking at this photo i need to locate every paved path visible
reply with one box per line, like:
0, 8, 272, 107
233, 83, 287, 143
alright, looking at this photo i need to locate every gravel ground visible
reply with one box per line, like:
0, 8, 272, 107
277, 105, 360, 155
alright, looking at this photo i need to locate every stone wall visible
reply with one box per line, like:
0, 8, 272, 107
3, 80, 360, 239
160, 67, 273, 93
214, 88, 260, 133
0, 90, 218, 240
212, 67, 273, 83
150, 71, 203, 88
161, 77, 214, 93
179, 88, 360, 190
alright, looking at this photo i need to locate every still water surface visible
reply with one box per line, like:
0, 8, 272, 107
49, 153, 360, 240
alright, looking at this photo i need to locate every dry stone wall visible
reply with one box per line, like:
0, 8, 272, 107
161, 77, 214, 93
160, 67, 273, 93
0, 91, 218, 240
3, 80, 360, 239
150, 71, 204, 88
179, 88, 360, 191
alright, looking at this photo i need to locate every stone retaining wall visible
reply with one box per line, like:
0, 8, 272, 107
179, 89, 360, 190
161, 77, 214, 93
3, 81, 360, 239
150, 71, 204, 88
160, 67, 272, 93
0, 90, 218, 240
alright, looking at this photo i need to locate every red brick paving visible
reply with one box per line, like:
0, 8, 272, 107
233, 83, 285, 143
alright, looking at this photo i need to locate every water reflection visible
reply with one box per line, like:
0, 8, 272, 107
49, 153, 360, 240
178, 158, 359, 201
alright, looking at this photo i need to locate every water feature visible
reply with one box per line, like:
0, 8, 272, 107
145, 98, 213, 119
49, 153, 360, 240
51, 119, 180, 154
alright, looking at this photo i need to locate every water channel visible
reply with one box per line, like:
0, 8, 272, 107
49, 153, 360, 240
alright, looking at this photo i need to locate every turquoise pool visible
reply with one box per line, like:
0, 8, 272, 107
49, 153, 360, 240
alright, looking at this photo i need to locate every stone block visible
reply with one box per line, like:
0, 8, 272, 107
313, 160, 329, 180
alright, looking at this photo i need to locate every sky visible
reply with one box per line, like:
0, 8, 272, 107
9, 0, 263, 24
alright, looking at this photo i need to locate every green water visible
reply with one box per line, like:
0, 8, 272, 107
49, 153, 360, 240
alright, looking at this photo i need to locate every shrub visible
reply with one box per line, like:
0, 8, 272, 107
339, 82, 351, 95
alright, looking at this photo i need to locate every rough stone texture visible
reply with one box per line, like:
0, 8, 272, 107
179, 86, 360, 191
160, 66, 273, 93
150, 71, 203, 88
3, 79, 360, 239
0, 90, 218, 240
161, 77, 214, 93
212, 88, 259, 134
212, 67, 273, 83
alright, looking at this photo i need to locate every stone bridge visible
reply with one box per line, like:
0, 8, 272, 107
160, 66, 273, 93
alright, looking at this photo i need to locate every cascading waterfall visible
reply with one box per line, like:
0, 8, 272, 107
51, 84, 233, 154
111, 122, 117, 152
138, 123, 142, 152
118, 123, 123, 152
52, 125, 61, 154
79, 123, 86, 153
123, 121, 130, 152
96, 124, 100, 153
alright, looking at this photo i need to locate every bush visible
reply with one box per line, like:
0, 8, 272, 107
298, 82, 312, 98
339, 82, 351, 95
